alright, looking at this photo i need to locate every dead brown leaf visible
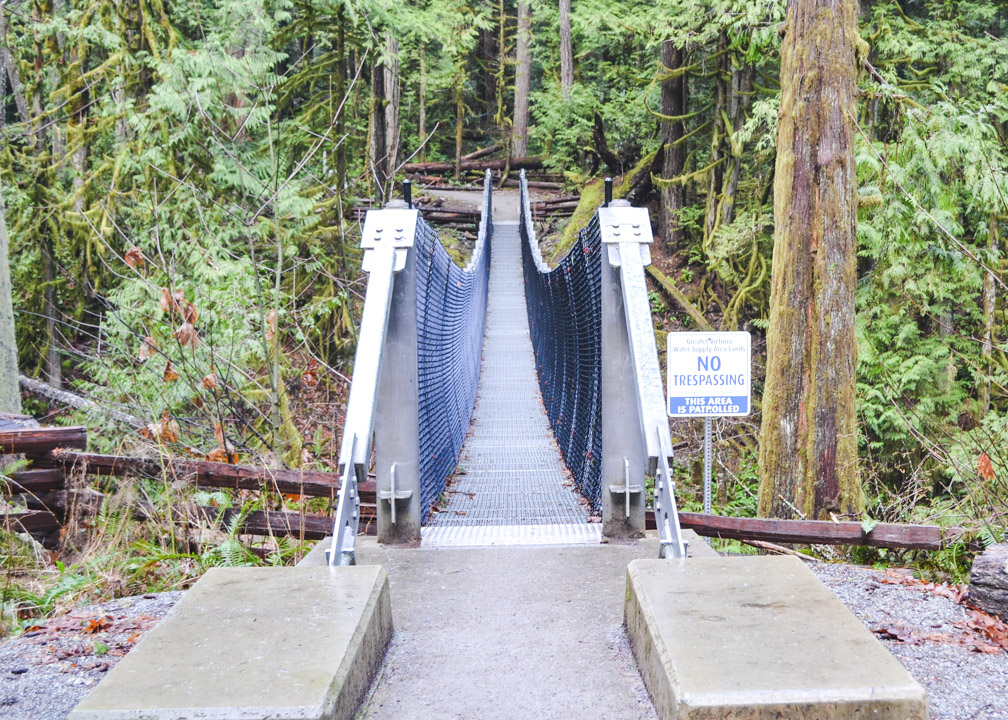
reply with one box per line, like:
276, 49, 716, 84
874, 622, 1002, 654
978, 452, 995, 482
159, 411, 179, 443
124, 246, 144, 269
163, 360, 179, 383
202, 371, 217, 390
302, 358, 318, 387
265, 309, 276, 341
207, 446, 238, 464
159, 288, 185, 315
958, 609, 1008, 652
82, 617, 110, 635
137, 336, 157, 363
174, 321, 198, 348
880, 569, 968, 604
182, 301, 199, 325
208, 422, 237, 463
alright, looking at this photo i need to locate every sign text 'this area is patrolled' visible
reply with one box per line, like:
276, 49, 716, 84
667, 332, 751, 417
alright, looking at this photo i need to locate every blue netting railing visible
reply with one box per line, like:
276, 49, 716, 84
519, 171, 603, 513
414, 172, 493, 521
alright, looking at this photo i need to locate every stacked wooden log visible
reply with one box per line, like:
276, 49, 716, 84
349, 197, 481, 226
530, 195, 579, 220
0, 417, 375, 547
0, 420, 87, 545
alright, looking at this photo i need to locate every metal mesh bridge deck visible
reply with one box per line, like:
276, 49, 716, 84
423, 221, 596, 545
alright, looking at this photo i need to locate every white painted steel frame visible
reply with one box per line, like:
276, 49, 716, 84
328, 210, 416, 566
599, 206, 686, 559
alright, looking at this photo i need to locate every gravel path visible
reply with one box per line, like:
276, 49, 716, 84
0, 592, 183, 719
0, 564, 1005, 719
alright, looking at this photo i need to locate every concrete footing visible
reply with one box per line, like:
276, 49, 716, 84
69, 565, 392, 720
625, 557, 928, 720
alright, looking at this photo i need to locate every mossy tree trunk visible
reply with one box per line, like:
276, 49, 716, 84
559, 0, 573, 99
369, 54, 387, 203
660, 39, 686, 250
511, 0, 531, 157
384, 34, 400, 184
0, 182, 21, 414
757, 0, 863, 520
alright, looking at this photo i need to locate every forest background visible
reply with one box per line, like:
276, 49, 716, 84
0, 0, 1007, 627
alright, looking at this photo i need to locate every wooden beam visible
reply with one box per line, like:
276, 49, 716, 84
403, 155, 545, 174
5, 468, 64, 493
203, 506, 377, 540
47, 448, 376, 503
0, 426, 87, 455
671, 512, 957, 551
3, 510, 60, 533
461, 143, 503, 162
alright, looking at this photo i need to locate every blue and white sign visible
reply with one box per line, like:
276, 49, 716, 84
667, 332, 751, 417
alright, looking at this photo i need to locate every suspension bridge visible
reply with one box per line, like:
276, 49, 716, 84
68, 174, 928, 720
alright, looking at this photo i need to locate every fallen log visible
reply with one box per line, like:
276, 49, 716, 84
0, 426, 87, 455
968, 543, 1008, 620
499, 178, 564, 190
742, 539, 823, 562
24, 488, 104, 517
5, 468, 65, 494
644, 265, 714, 331
531, 195, 580, 207
351, 205, 479, 225
461, 143, 503, 162
672, 512, 962, 551
20, 375, 146, 429
421, 210, 480, 223
3, 510, 60, 534
403, 156, 545, 174
47, 449, 377, 504
205, 506, 377, 540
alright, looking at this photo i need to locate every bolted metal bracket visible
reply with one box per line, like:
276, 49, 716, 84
378, 462, 414, 525
360, 208, 419, 250
608, 457, 643, 519
361, 208, 418, 274
327, 435, 361, 566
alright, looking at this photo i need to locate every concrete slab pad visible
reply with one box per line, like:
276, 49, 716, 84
69, 565, 392, 720
625, 557, 928, 720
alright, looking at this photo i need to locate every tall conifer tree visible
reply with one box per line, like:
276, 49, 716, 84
758, 0, 863, 520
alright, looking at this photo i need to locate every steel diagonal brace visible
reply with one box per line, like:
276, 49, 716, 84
600, 206, 686, 559
328, 208, 418, 566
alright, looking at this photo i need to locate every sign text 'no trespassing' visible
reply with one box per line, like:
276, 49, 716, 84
667, 332, 751, 417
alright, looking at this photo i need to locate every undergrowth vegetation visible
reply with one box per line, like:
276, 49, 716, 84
1, 459, 312, 637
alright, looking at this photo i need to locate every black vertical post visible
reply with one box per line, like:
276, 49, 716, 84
604, 177, 613, 207
403, 179, 413, 209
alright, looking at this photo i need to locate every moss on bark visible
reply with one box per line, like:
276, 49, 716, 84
757, 0, 863, 520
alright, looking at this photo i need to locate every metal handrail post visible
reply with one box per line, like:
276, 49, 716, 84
328, 206, 418, 565
373, 210, 422, 545
598, 203, 685, 556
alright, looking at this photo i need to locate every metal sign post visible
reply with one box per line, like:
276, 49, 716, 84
667, 332, 751, 532
703, 416, 712, 515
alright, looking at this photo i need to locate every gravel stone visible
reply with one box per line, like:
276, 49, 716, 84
0, 591, 183, 720
810, 562, 1008, 720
